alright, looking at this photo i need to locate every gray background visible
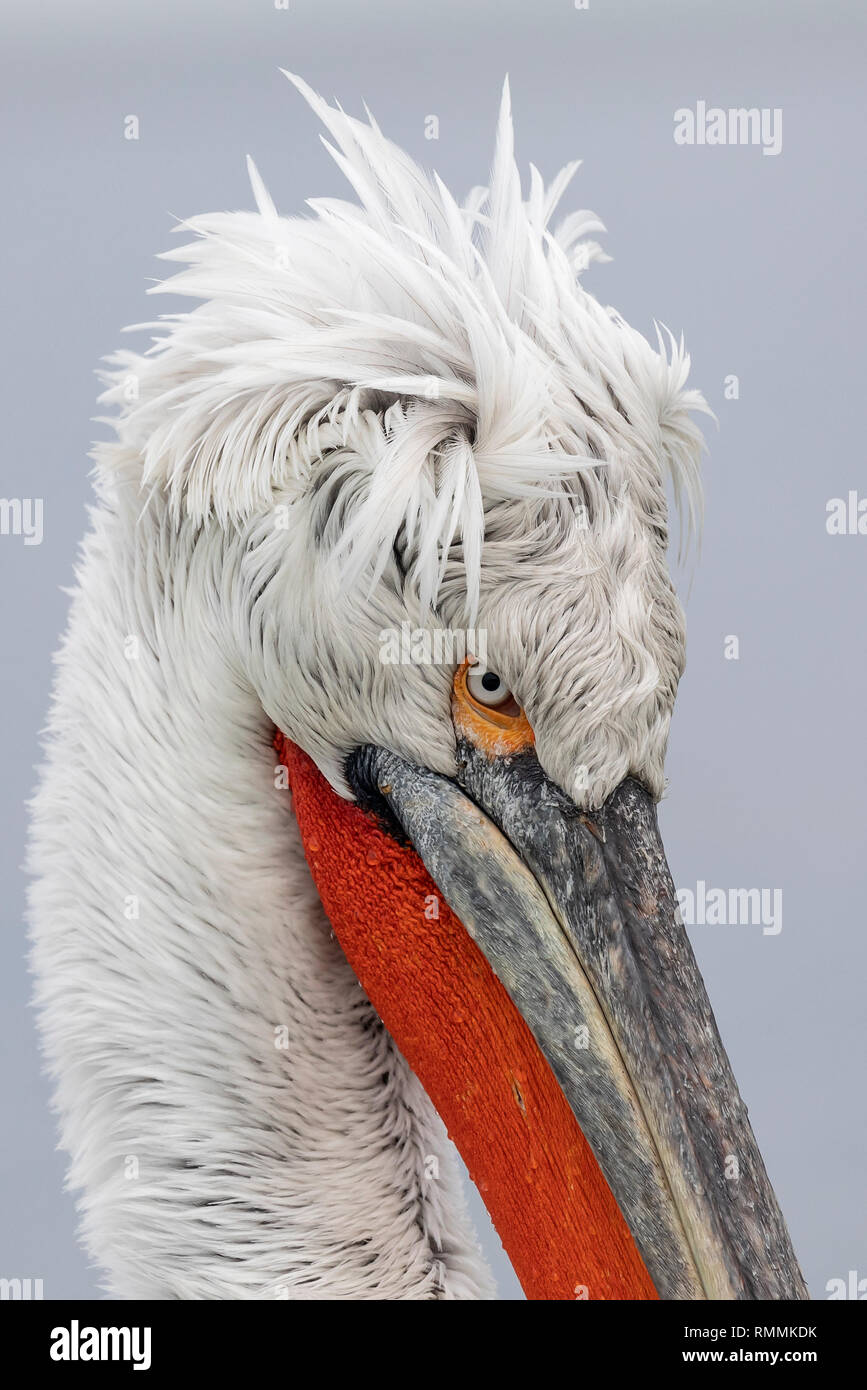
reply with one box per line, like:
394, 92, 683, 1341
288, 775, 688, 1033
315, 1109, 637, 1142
1, 0, 864, 1299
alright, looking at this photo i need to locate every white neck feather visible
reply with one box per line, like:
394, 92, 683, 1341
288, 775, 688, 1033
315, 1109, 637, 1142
28, 483, 493, 1299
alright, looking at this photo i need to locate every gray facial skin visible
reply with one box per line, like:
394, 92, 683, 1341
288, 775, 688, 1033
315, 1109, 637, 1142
347, 741, 808, 1301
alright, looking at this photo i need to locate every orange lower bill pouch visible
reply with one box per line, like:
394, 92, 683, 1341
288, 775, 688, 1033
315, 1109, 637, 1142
276, 733, 657, 1301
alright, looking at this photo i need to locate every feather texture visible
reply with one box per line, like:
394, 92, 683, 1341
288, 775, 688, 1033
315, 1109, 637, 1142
97, 73, 709, 632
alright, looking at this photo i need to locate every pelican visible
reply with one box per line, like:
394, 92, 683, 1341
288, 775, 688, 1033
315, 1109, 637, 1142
29, 73, 807, 1301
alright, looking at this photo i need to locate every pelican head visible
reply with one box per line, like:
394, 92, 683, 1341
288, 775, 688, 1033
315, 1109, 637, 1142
29, 73, 807, 1300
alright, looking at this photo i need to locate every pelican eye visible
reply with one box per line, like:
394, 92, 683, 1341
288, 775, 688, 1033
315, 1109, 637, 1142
466, 668, 515, 710
452, 661, 532, 754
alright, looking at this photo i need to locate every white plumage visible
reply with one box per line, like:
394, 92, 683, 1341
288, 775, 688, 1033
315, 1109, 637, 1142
29, 74, 709, 1298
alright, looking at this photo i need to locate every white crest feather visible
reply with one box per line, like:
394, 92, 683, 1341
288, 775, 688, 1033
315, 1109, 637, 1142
96, 72, 710, 624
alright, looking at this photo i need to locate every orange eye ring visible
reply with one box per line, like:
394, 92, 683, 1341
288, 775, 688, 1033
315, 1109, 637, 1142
452, 659, 535, 757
